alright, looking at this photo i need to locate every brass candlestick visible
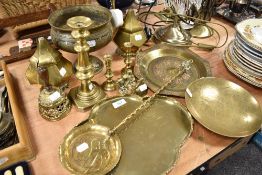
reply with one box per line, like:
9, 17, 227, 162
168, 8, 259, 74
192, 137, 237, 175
67, 16, 106, 111
102, 54, 117, 91
117, 42, 137, 95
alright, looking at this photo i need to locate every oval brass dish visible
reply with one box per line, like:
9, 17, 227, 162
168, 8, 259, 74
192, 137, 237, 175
185, 77, 262, 137
59, 123, 121, 175
89, 95, 193, 175
135, 43, 211, 97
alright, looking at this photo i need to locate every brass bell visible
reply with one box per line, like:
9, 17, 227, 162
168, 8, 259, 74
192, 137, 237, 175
25, 37, 73, 121
114, 9, 147, 57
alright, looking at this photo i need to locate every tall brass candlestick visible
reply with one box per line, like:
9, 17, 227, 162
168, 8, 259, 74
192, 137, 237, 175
67, 16, 106, 111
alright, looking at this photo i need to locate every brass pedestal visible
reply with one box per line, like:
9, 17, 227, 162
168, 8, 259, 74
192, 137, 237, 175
190, 24, 214, 38
69, 83, 105, 111
103, 81, 117, 91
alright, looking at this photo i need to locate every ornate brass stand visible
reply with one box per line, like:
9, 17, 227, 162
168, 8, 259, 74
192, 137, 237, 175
38, 67, 71, 121
117, 42, 137, 95
67, 16, 106, 111
102, 54, 117, 91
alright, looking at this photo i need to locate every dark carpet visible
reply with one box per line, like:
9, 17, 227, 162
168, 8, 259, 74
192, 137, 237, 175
206, 143, 262, 175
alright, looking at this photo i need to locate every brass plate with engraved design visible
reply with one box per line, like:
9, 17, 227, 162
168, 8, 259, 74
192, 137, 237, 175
185, 77, 262, 137
89, 95, 193, 175
59, 123, 121, 175
134, 43, 211, 97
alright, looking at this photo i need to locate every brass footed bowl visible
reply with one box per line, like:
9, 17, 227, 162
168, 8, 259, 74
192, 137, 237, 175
48, 5, 114, 53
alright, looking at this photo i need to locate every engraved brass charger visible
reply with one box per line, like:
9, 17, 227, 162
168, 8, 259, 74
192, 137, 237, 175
135, 43, 211, 97
89, 95, 193, 175
59, 123, 122, 175
185, 77, 262, 137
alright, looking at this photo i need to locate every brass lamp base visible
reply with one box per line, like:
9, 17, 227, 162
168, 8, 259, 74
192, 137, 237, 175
154, 23, 192, 45
39, 88, 71, 121
69, 83, 106, 111
102, 81, 117, 91
190, 24, 214, 38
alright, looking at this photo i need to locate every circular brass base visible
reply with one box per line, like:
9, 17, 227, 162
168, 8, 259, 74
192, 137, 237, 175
102, 81, 117, 91
190, 24, 214, 38
39, 93, 71, 121
153, 23, 192, 45
59, 123, 122, 175
73, 55, 104, 75
69, 83, 106, 111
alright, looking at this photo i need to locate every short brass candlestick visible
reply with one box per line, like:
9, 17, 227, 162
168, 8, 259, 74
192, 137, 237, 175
117, 42, 137, 95
102, 54, 117, 91
67, 16, 106, 111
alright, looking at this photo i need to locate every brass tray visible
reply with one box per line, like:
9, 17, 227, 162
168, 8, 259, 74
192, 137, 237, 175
59, 123, 122, 175
134, 43, 211, 97
185, 77, 262, 137
89, 95, 193, 175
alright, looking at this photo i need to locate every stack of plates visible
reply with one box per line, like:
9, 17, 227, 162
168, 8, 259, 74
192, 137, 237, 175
0, 112, 18, 150
224, 18, 262, 88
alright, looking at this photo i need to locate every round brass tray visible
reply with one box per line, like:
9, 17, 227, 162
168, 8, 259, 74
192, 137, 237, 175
185, 77, 262, 137
89, 95, 193, 175
59, 123, 122, 175
134, 43, 211, 97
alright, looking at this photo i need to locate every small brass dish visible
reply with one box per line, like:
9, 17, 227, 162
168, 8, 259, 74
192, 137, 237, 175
185, 77, 262, 137
135, 43, 211, 97
59, 123, 121, 175
89, 95, 193, 175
